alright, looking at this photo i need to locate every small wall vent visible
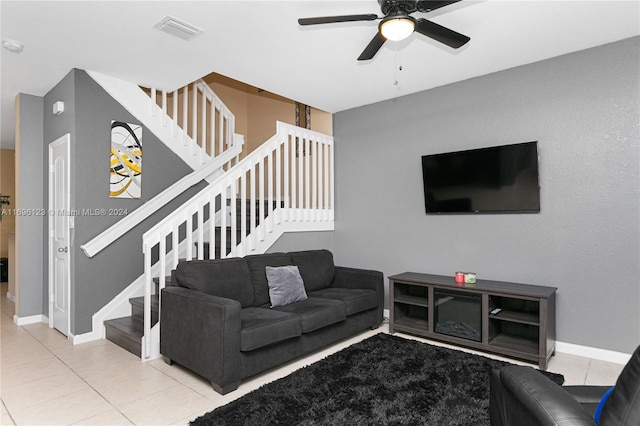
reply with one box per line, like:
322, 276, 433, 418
154, 16, 204, 41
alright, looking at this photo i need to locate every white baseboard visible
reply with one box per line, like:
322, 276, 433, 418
13, 314, 47, 326
71, 329, 104, 345
556, 341, 631, 365
10, 303, 633, 365
11, 312, 102, 346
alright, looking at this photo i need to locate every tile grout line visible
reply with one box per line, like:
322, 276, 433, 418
2, 327, 79, 416
15, 324, 135, 425
1, 399, 18, 426
4, 307, 202, 425
147, 361, 214, 401
44, 338, 198, 425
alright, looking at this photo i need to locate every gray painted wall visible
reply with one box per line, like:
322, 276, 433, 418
267, 231, 334, 254
38, 69, 206, 335
16, 94, 44, 317
42, 70, 76, 324
332, 37, 640, 354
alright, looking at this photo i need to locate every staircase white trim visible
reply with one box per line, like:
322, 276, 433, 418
87, 71, 207, 171
234, 210, 334, 258
72, 276, 141, 344
70, 258, 166, 345
82, 72, 244, 258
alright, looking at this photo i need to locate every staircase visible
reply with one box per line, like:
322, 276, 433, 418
198, 199, 283, 258
104, 281, 161, 357
84, 73, 334, 360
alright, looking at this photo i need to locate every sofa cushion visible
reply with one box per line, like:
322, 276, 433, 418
245, 253, 293, 307
240, 308, 301, 352
266, 265, 308, 307
290, 249, 335, 292
308, 288, 378, 316
174, 258, 253, 308
272, 297, 346, 333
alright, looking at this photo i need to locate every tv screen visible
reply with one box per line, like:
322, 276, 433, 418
422, 142, 540, 214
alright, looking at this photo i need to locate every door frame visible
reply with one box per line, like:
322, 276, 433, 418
48, 133, 71, 336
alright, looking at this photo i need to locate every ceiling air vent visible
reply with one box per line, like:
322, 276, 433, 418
154, 16, 204, 41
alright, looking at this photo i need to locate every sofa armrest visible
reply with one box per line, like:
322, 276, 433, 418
491, 365, 596, 426
160, 286, 242, 392
332, 266, 384, 323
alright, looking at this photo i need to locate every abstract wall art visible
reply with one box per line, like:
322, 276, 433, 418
110, 121, 142, 199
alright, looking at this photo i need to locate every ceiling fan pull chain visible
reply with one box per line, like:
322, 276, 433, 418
394, 51, 403, 86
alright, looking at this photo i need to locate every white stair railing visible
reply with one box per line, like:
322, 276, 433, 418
141, 121, 334, 360
80, 76, 242, 258
147, 79, 238, 168
88, 72, 240, 173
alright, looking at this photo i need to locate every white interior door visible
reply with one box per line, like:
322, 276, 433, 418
49, 134, 71, 336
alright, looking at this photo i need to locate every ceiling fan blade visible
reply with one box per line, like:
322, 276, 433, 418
416, 1, 462, 13
416, 18, 470, 48
298, 14, 378, 26
357, 32, 386, 61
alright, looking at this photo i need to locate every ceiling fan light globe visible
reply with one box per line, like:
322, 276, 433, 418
379, 17, 415, 41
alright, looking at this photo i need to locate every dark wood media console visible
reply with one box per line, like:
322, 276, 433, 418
388, 272, 556, 369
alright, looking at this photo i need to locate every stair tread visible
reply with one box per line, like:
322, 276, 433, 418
104, 316, 143, 338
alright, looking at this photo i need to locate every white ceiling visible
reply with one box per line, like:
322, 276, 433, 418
1, 1, 639, 149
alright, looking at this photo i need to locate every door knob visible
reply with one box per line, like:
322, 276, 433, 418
58, 247, 68, 253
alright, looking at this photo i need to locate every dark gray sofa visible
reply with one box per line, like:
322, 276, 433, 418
160, 249, 383, 394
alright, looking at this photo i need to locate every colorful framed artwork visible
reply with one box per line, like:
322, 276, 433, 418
110, 121, 142, 199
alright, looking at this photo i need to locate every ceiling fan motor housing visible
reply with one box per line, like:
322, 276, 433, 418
379, 0, 455, 15
379, 0, 418, 15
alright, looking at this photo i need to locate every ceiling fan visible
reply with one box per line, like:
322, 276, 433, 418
298, 0, 470, 61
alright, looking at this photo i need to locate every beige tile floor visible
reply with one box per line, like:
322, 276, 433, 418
1, 281, 625, 425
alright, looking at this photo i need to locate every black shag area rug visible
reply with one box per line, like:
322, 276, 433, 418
191, 333, 563, 425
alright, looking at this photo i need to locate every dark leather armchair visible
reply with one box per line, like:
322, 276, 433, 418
490, 344, 640, 426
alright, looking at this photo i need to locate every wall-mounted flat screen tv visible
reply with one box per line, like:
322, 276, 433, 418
422, 141, 540, 214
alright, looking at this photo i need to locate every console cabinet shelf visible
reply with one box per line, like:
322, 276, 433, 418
389, 272, 556, 369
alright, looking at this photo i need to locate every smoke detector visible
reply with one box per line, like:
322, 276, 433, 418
154, 16, 204, 41
2, 39, 24, 53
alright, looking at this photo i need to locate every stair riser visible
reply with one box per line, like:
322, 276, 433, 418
131, 304, 159, 325
105, 324, 142, 358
